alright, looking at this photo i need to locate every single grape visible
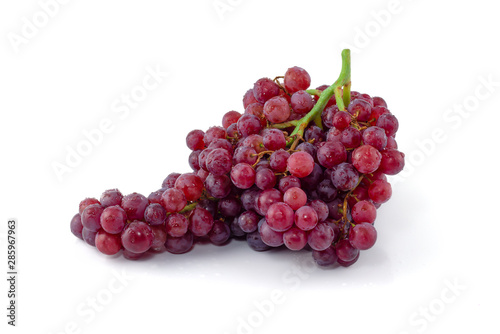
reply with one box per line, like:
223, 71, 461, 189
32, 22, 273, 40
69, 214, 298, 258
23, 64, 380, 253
283, 187, 307, 210
79, 198, 100, 214
230, 163, 256, 189
243, 88, 259, 108
246, 231, 271, 251
351, 200, 377, 224
379, 149, 405, 175
175, 173, 204, 201
148, 189, 164, 204
312, 245, 338, 266
352, 144, 382, 174
165, 213, 189, 237
121, 193, 149, 221
291, 90, 314, 114
150, 225, 167, 251
206, 148, 232, 176
259, 219, 284, 247
100, 205, 127, 234
270, 149, 290, 173
100, 189, 123, 208
204, 126, 227, 146
368, 180, 392, 203
95, 230, 122, 255
253, 78, 280, 104
316, 179, 338, 202
340, 126, 362, 148
278, 175, 301, 193
237, 114, 263, 137
186, 129, 205, 150
287, 151, 314, 178
237, 210, 260, 233
263, 128, 286, 151
304, 125, 325, 144
81, 204, 104, 232
218, 196, 242, 217
347, 99, 372, 122
263, 96, 291, 123
209, 220, 231, 245
322, 105, 339, 128
349, 222, 377, 250
309, 199, 329, 222
372, 96, 387, 108
283, 227, 308, 251
144, 203, 167, 226
265, 202, 294, 232
233, 146, 258, 165
165, 232, 194, 254
255, 167, 277, 190
208, 138, 233, 154
121, 221, 154, 254
299, 163, 323, 191
284, 66, 311, 94
70, 213, 83, 240
222, 110, 242, 129
189, 207, 214, 237
162, 172, 181, 189
241, 134, 265, 153
331, 163, 359, 191
82, 228, 97, 246
294, 206, 318, 231
377, 113, 399, 137
335, 239, 360, 263
161, 188, 187, 213
316, 141, 346, 169
188, 150, 201, 171
333, 110, 351, 130
307, 223, 335, 251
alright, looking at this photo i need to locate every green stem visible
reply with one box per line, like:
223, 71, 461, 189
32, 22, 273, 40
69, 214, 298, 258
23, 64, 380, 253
286, 49, 351, 146
179, 202, 198, 214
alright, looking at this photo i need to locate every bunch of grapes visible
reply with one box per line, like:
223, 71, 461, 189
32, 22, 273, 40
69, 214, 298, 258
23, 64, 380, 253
70, 50, 405, 267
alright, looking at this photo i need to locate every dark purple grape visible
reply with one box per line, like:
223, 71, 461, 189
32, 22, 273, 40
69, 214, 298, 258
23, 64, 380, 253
70, 214, 83, 240
237, 210, 260, 233
165, 232, 194, 254
208, 221, 231, 245
291, 90, 314, 114
255, 167, 277, 190
144, 203, 167, 226
331, 163, 359, 191
247, 231, 271, 251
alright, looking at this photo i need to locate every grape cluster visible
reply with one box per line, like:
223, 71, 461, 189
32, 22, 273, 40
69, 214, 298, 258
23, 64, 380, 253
70, 52, 405, 267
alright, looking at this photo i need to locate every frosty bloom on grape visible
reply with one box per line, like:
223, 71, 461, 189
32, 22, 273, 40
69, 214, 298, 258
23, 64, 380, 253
51, 64, 168, 183
392, 74, 499, 185
6, 0, 72, 54
212, 0, 244, 21
339, 0, 411, 54
223, 253, 317, 334
397, 277, 467, 334
47, 269, 134, 334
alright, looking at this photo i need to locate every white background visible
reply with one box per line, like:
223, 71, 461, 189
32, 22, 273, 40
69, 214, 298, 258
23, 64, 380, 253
1, 0, 499, 333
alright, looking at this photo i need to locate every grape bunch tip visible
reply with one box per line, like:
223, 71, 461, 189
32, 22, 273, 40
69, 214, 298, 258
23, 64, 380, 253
70, 49, 405, 267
